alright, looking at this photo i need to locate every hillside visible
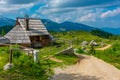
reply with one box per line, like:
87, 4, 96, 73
51, 31, 108, 41
0, 30, 120, 80
0, 16, 15, 26
0, 16, 116, 37
0, 16, 96, 32
0, 26, 13, 35
102, 27, 120, 35
41, 19, 96, 32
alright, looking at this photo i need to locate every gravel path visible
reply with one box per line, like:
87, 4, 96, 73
96, 44, 111, 51
51, 55, 120, 80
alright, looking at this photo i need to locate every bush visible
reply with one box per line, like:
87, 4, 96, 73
76, 48, 84, 54
13, 50, 21, 58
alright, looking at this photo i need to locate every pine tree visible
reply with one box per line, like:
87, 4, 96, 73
2, 29, 5, 37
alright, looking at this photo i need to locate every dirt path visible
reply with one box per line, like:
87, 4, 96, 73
52, 55, 120, 80
96, 44, 111, 51
49, 57, 63, 63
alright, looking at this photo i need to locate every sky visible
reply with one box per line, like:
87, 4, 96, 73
0, 0, 120, 28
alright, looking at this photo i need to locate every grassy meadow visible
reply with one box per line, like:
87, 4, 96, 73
0, 30, 119, 80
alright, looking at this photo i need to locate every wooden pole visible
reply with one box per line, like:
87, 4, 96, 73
9, 49, 12, 63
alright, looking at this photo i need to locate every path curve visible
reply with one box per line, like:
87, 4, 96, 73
49, 57, 63, 63
96, 44, 111, 51
51, 54, 120, 80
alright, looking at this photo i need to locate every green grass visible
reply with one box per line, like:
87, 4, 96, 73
0, 42, 77, 80
0, 47, 9, 70
55, 54, 77, 66
51, 31, 109, 48
0, 31, 117, 79
77, 40, 120, 69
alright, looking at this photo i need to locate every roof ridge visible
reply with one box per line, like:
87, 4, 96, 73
18, 19, 30, 42
17, 17, 40, 20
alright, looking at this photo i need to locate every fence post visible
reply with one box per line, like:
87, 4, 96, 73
4, 47, 13, 70
33, 50, 39, 63
9, 49, 12, 63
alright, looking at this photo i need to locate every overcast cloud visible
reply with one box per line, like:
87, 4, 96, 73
0, 0, 120, 28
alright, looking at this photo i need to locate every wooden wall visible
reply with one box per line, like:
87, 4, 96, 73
30, 35, 51, 48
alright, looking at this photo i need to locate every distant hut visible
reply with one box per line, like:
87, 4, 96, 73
81, 41, 88, 47
5, 16, 52, 47
89, 40, 98, 46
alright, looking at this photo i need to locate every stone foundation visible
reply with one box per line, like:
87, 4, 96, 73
56, 47, 74, 55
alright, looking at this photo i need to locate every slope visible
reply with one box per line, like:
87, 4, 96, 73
41, 19, 96, 32
0, 16, 15, 26
52, 55, 120, 80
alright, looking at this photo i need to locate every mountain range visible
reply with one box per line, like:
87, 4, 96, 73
0, 16, 119, 34
102, 28, 120, 35
0, 16, 15, 26
41, 19, 96, 32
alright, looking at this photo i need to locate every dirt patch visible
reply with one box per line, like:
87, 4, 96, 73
96, 44, 111, 51
49, 57, 63, 63
52, 55, 120, 80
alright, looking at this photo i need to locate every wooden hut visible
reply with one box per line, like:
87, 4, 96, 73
5, 16, 52, 47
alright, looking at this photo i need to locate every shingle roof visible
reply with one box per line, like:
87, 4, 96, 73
0, 37, 10, 44
18, 18, 49, 36
5, 18, 50, 44
5, 25, 31, 43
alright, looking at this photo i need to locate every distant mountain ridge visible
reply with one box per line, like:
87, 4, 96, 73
41, 19, 96, 32
102, 28, 120, 35
0, 16, 96, 32
0, 16, 118, 35
0, 15, 15, 26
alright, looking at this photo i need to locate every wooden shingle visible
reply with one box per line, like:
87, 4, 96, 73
5, 17, 50, 44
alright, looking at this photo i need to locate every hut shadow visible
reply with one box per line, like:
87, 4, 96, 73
51, 73, 101, 80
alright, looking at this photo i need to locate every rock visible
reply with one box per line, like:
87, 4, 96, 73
4, 63, 13, 70
57, 47, 74, 55
89, 40, 98, 46
81, 41, 88, 47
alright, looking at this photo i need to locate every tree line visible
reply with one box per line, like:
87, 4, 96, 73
91, 29, 120, 40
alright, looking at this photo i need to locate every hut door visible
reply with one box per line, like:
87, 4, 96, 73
30, 36, 41, 48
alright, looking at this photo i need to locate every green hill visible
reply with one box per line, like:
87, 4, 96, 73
0, 30, 119, 80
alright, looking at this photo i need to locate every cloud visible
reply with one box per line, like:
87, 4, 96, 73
79, 13, 97, 22
0, 3, 34, 12
39, 7, 76, 15
7, 0, 39, 4
47, 0, 120, 8
31, 14, 39, 18
101, 8, 120, 18
0, 0, 44, 13
0, 0, 120, 28
0, 0, 6, 4
31, 13, 44, 18
39, 0, 120, 18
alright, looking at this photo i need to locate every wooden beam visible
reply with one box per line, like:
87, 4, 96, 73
9, 49, 12, 63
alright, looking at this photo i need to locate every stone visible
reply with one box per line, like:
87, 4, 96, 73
57, 47, 74, 55
81, 41, 88, 47
89, 40, 98, 46
4, 63, 13, 71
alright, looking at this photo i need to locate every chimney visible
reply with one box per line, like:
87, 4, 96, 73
25, 15, 29, 30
